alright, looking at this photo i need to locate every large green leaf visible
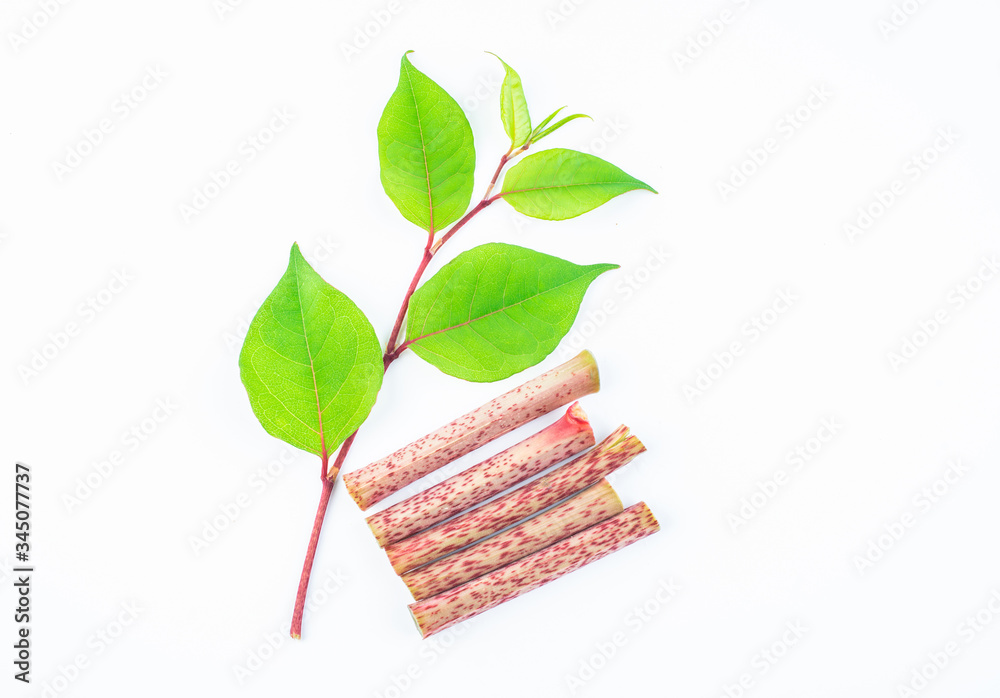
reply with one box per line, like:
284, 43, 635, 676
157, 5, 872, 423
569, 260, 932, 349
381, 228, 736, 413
488, 53, 531, 148
377, 52, 476, 233
499, 148, 655, 221
239, 244, 383, 457
405, 243, 617, 382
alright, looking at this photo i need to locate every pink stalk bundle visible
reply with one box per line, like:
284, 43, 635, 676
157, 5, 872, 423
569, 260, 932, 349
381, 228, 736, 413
357, 349, 661, 637
401, 478, 623, 600
366, 402, 594, 547
384, 425, 646, 574
408, 503, 660, 638
344, 350, 600, 510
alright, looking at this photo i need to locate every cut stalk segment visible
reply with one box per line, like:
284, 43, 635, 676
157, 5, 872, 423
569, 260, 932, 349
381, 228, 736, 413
367, 402, 594, 547
343, 350, 600, 510
384, 425, 645, 574
408, 502, 660, 637
402, 478, 622, 601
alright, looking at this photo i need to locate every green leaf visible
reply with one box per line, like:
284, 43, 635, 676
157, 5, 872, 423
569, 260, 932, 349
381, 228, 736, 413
532, 112, 591, 143
377, 52, 476, 233
405, 243, 617, 382
488, 52, 531, 148
526, 107, 590, 145
239, 244, 384, 457
531, 106, 566, 137
499, 148, 655, 221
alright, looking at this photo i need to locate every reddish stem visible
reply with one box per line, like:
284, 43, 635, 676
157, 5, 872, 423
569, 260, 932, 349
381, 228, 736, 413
289, 148, 520, 637
384, 231, 435, 368
290, 434, 356, 639
290, 453, 332, 639
431, 150, 513, 256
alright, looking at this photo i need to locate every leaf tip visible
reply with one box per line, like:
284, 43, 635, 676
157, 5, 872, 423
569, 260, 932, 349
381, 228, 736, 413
486, 51, 508, 68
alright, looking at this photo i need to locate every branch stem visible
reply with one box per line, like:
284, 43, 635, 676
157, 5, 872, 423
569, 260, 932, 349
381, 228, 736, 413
384, 231, 435, 368
290, 453, 333, 639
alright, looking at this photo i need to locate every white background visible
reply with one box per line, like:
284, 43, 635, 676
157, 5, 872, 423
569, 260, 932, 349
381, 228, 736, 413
2, 0, 1000, 696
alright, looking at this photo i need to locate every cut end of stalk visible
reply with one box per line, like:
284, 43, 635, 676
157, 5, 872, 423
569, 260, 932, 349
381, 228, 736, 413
600, 425, 646, 456
599, 478, 624, 513
632, 501, 660, 532
290, 632, 301, 640
565, 401, 589, 428
547, 401, 594, 446
408, 606, 429, 639
570, 350, 600, 394
368, 518, 387, 546
342, 471, 365, 507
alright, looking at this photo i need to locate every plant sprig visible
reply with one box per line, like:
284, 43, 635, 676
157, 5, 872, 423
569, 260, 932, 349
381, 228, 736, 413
237, 50, 656, 638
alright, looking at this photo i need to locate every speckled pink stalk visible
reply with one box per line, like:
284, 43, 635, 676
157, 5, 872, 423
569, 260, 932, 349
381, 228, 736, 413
366, 403, 594, 547
384, 425, 645, 574
408, 502, 659, 637
402, 479, 622, 601
343, 351, 600, 511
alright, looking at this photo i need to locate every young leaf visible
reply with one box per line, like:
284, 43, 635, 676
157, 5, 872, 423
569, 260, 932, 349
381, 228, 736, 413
239, 244, 384, 457
530, 106, 566, 137
405, 243, 617, 382
531, 112, 591, 143
377, 52, 476, 233
488, 52, 531, 149
499, 148, 655, 221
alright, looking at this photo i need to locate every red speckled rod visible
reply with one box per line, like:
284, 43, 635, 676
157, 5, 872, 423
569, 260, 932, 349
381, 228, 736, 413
408, 502, 660, 638
343, 351, 600, 511
401, 478, 623, 601
384, 425, 645, 575
366, 402, 595, 547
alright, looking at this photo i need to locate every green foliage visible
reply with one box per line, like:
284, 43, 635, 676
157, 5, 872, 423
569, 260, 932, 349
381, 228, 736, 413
529, 106, 591, 144
405, 243, 617, 382
500, 148, 656, 221
488, 53, 531, 149
239, 244, 383, 456
377, 52, 476, 233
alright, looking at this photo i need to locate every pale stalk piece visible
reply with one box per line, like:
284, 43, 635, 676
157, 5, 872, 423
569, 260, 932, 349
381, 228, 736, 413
384, 425, 645, 574
367, 402, 595, 547
343, 351, 600, 510
402, 478, 622, 601
408, 502, 659, 638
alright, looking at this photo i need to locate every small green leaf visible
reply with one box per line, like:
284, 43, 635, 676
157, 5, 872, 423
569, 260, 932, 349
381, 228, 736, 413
378, 52, 476, 233
405, 243, 617, 382
488, 52, 531, 148
239, 244, 384, 457
532, 113, 591, 143
531, 106, 566, 137
500, 148, 656, 221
